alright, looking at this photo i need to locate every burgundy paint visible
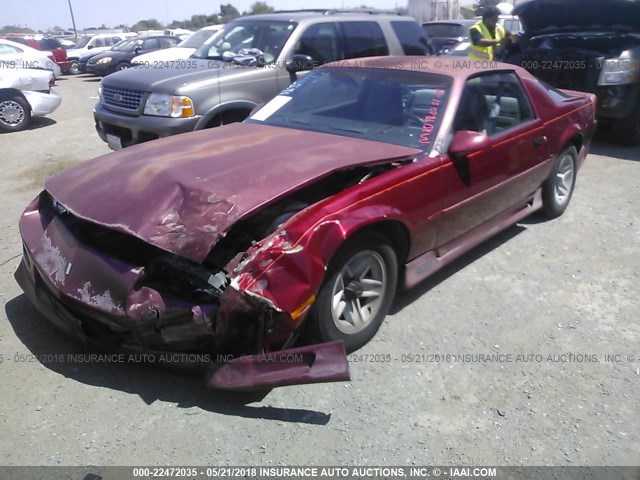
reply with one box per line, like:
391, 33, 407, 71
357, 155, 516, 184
16, 57, 596, 390
44, 124, 420, 262
207, 341, 350, 390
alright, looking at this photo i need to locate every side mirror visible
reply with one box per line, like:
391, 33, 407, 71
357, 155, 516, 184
87, 45, 94, 50
449, 130, 491, 157
286, 54, 314, 74
249, 103, 265, 116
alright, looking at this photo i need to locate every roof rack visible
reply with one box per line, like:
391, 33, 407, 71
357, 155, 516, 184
272, 8, 402, 15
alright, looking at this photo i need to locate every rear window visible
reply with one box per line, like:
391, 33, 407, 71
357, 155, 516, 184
341, 22, 388, 58
422, 23, 465, 38
392, 21, 432, 55
539, 80, 572, 100
39, 38, 62, 50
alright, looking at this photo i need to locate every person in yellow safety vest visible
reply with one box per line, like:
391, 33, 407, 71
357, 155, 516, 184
468, 6, 518, 62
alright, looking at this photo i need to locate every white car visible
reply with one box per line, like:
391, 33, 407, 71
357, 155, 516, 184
0, 39, 62, 78
0, 68, 61, 132
66, 33, 138, 74
131, 25, 222, 64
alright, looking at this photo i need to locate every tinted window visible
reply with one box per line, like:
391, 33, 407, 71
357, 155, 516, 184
393, 21, 432, 55
454, 72, 535, 136
295, 23, 341, 65
422, 23, 464, 38
142, 38, 160, 50
7, 37, 29, 47
341, 21, 388, 59
93, 38, 106, 47
39, 38, 62, 50
159, 37, 178, 48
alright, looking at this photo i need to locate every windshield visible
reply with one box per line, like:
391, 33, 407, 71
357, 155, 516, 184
74, 37, 91, 48
247, 68, 452, 150
113, 38, 141, 51
179, 28, 221, 48
192, 19, 296, 64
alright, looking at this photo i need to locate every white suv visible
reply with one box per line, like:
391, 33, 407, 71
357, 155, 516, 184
66, 33, 138, 73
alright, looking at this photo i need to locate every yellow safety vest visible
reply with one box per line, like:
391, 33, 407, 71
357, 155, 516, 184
468, 20, 505, 62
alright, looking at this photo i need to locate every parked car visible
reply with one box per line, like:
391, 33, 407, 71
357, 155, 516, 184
17, 58, 595, 389
0, 68, 61, 132
0, 36, 72, 73
66, 33, 138, 74
94, 10, 432, 149
0, 39, 62, 78
86, 36, 180, 75
77, 50, 103, 74
422, 19, 476, 54
509, 0, 640, 145
131, 25, 223, 65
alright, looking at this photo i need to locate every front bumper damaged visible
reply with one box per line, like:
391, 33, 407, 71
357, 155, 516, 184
15, 196, 350, 391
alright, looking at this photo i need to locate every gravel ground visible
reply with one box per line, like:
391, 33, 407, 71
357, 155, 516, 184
0, 75, 638, 467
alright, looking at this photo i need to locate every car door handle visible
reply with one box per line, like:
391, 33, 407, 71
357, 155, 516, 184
533, 136, 547, 148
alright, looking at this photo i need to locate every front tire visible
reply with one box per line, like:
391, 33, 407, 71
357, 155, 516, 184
541, 145, 577, 218
0, 93, 31, 133
307, 233, 398, 353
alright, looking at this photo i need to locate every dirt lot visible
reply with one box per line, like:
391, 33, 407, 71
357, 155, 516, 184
0, 75, 638, 467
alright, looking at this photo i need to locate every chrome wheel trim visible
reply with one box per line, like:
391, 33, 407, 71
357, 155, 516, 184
330, 250, 387, 335
0, 100, 25, 126
554, 153, 575, 206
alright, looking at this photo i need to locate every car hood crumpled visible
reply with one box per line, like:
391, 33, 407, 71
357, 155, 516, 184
513, 0, 640, 35
44, 123, 421, 263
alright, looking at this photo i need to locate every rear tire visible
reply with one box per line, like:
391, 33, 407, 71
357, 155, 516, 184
541, 145, 577, 218
306, 233, 398, 353
0, 93, 31, 133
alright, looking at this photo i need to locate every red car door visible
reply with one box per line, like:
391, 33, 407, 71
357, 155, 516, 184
434, 71, 550, 251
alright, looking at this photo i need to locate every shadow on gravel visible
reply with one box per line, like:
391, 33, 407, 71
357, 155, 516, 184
5, 295, 331, 425
24, 117, 57, 131
392, 223, 526, 314
82, 78, 101, 83
590, 129, 640, 162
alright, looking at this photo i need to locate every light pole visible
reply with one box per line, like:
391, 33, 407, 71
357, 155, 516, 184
67, 0, 78, 39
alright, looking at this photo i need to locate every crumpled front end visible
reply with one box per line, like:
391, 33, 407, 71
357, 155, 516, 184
15, 190, 350, 390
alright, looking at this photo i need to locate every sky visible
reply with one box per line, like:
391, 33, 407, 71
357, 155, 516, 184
3, 0, 407, 31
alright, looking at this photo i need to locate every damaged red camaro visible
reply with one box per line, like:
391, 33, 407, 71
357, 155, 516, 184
16, 58, 596, 390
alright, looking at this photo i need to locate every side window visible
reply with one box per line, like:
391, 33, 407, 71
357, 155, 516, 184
93, 38, 105, 48
0, 44, 22, 54
294, 23, 341, 65
158, 37, 177, 48
340, 21, 388, 59
142, 39, 159, 50
454, 72, 535, 135
391, 21, 431, 55
111, 37, 123, 45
